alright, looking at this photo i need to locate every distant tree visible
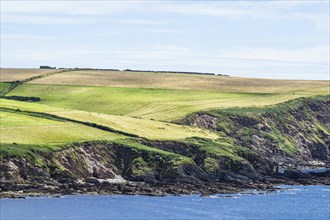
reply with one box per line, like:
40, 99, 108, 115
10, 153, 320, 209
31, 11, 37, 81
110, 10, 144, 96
40, 66, 56, 69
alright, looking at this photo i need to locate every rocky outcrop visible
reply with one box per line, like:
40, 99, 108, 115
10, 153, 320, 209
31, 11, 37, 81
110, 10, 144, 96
140, 139, 277, 182
180, 96, 330, 168
0, 141, 205, 186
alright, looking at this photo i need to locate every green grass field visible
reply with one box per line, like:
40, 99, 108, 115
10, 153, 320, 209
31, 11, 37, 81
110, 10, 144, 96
7, 83, 326, 121
0, 68, 328, 158
0, 110, 124, 144
0, 98, 217, 140
0, 83, 11, 94
8, 84, 264, 120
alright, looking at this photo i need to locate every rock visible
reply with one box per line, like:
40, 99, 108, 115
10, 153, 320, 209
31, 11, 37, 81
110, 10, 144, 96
256, 123, 269, 131
283, 169, 311, 179
85, 177, 102, 185
192, 114, 218, 130
309, 170, 330, 178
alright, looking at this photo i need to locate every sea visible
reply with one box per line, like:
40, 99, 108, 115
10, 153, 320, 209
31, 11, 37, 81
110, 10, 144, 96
1, 185, 329, 220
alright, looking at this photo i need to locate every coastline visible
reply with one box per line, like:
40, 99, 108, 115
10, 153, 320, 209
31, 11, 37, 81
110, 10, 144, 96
1, 172, 329, 199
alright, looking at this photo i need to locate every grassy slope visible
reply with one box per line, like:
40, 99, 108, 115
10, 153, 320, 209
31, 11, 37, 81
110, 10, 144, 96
0, 108, 195, 166
0, 99, 217, 140
0, 110, 124, 144
8, 84, 267, 120
9, 83, 321, 121
8, 70, 328, 121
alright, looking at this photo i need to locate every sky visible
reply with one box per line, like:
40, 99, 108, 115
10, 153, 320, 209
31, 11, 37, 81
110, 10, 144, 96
1, 1, 329, 80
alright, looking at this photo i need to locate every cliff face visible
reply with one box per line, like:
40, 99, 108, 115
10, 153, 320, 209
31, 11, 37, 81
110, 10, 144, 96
0, 141, 206, 185
0, 96, 329, 195
180, 96, 330, 168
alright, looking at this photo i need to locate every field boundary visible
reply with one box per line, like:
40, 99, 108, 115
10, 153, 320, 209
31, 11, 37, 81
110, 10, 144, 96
0, 107, 139, 138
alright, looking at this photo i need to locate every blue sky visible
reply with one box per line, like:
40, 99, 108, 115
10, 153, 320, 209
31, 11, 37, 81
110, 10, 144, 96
1, 1, 329, 79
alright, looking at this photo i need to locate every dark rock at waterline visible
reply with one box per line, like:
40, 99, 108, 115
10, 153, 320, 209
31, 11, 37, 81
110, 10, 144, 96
283, 169, 312, 179
309, 170, 330, 177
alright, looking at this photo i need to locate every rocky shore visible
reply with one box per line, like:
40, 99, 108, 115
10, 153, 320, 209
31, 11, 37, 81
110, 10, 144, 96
1, 169, 329, 199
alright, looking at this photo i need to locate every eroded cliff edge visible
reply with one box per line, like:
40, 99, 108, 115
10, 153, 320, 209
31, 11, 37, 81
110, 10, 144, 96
1, 96, 329, 197
179, 96, 330, 167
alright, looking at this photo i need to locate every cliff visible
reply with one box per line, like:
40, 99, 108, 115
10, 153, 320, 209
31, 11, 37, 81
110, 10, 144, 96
1, 96, 329, 197
180, 96, 330, 168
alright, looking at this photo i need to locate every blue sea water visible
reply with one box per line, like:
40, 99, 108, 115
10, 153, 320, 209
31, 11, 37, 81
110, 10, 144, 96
1, 185, 329, 220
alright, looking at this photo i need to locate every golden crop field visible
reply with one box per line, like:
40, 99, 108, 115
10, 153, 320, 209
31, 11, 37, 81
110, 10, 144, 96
28, 70, 329, 94
0, 68, 61, 82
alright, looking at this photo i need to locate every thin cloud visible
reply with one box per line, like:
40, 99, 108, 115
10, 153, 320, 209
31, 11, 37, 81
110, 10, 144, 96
119, 19, 170, 25
2, 1, 328, 30
221, 45, 329, 63
1, 14, 94, 25
139, 29, 184, 33
1, 1, 137, 15
159, 1, 329, 30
